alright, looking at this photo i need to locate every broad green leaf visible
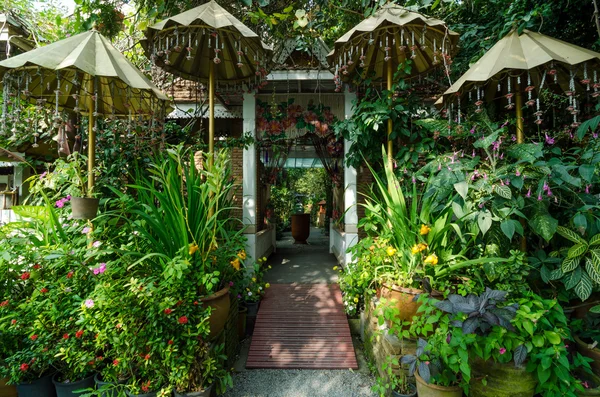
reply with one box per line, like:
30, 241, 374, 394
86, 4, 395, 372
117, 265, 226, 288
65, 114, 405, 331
579, 164, 596, 183
562, 256, 580, 273
590, 234, 600, 247
532, 334, 545, 347
556, 226, 585, 245
567, 244, 587, 259
530, 214, 558, 242
544, 331, 561, 345
586, 254, 600, 284
537, 363, 551, 384
577, 115, 600, 140
575, 272, 594, 301
508, 144, 544, 163
500, 220, 515, 240
564, 267, 582, 290
454, 181, 468, 200
478, 210, 493, 236
474, 130, 499, 149
12, 205, 49, 222
590, 305, 600, 314
495, 185, 512, 200
522, 319, 534, 336
573, 213, 588, 231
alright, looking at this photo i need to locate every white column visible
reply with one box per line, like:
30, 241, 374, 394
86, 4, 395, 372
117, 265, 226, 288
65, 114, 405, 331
343, 87, 359, 266
242, 91, 257, 234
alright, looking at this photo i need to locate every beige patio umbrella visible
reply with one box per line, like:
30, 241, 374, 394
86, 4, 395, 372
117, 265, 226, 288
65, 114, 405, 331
439, 29, 600, 143
0, 29, 171, 195
327, 3, 459, 160
141, 0, 273, 164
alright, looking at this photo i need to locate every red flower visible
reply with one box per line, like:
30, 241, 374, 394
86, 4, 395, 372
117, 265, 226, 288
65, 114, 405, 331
11, 319, 16, 325
167, 340, 173, 345
144, 354, 151, 360
163, 308, 172, 315
178, 316, 188, 324
75, 330, 84, 338
30, 334, 38, 341
0, 300, 8, 307
21, 272, 30, 280
141, 381, 151, 393
176, 300, 183, 306
40, 288, 48, 294
96, 356, 103, 361
193, 301, 199, 306
19, 363, 29, 372
66, 271, 74, 279
112, 359, 119, 366
62, 333, 69, 340
33, 264, 41, 270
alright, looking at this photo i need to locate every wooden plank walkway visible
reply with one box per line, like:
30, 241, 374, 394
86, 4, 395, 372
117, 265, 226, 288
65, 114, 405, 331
246, 283, 358, 369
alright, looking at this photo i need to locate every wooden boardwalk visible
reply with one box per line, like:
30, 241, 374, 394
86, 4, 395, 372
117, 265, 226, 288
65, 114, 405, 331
246, 283, 358, 369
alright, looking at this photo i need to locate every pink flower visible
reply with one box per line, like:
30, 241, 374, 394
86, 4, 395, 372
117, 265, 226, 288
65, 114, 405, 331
98, 263, 106, 274
82, 227, 91, 234
545, 134, 555, 145
56, 200, 65, 208
84, 299, 94, 308
92, 241, 101, 248
499, 348, 506, 355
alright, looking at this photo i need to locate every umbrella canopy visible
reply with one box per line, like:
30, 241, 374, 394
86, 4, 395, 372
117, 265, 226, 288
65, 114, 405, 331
440, 29, 600, 110
327, 3, 459, 85
0, 29, 171, 197
0, 29, 170, 117
141, 0, 273, 85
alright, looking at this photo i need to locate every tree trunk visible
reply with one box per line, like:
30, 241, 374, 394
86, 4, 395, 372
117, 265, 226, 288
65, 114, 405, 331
593, 0, 600, 40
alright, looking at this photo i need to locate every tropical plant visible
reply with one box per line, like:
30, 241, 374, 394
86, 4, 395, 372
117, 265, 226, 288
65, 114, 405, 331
372, 355, 414, 397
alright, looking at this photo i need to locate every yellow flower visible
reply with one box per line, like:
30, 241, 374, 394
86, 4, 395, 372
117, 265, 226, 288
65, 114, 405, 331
420, 224, 431, 235
230, 258, 241, 270
237, 250, 247, 260
424, 253, 439, 265
252, 277, 256, 282
262, 257, 267, 262
354, 297, 359, 303
188, 243, 199, 256
265, 283, 270, 288
268, 265, 272, 269
333, 266, 338, 270
386, 247, 397, 257
411, 245, 420, 255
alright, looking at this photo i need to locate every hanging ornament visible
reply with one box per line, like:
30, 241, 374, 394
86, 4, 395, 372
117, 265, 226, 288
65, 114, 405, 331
186, 32, 193, 61
593, 70, 600, 97
384, 36, 390, 62
173, 29, 182, 52
400, 29, 406, 51
359, 48, 365, 68
505, 76, 514, 109
534, 98, 543, 125
525, 71, 535, 106
475, 86, 483, 113
410, 31, 417, 59
433, 38, 439, 65
582, 63, 590, 89
571, 97, 581, 128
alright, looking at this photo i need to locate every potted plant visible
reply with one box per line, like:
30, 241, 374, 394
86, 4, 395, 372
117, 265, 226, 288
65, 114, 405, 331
372, 356, 416, 397
573, 310, 600, 377
291, 200, 310, 244
171, 343, 232, 397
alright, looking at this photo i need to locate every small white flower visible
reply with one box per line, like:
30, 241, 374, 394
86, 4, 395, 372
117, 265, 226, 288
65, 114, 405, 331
248, 292, 252, 296
64, 287, 72, 293
258, 287, 262, 290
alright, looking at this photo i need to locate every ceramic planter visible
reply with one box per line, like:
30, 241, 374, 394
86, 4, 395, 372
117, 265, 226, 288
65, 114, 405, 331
576, 336, 600, 376
0, 378, 17, 397
71, 197, 100, 220
238, 305, 248, 340
173, 383, 213, 397
291, 213, 310, 244
53, 374, 95, 397
16, 373, 56, 397
246, 301, 260, 317
94, 373, 128, 397
391, 383, 417, 397
415, 371, 462, 397
126, 392, 157, 397
380, 284, 424, 324
200, 286, 230, 339
469, 358, 537, 397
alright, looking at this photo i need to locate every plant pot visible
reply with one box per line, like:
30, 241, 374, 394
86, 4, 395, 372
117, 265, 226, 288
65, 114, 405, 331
16, 373, 57, 397
380, 284, 423, 324
126, 392, 158, 397
0, 378, 17, 397
291, 213, 310, 244
94, 373, 128, 397
576, 335, 600, 376
469, 358, 537, 397
200, 286, 231, 339
71, 197, 99, 220
392, 383, 417, 397
53, 374, 95, 397
576, 370, 600, 396
238, 306, 248, 340
245, 301, 260, 317
415, 371, 462, 397
174, 383, 213, 397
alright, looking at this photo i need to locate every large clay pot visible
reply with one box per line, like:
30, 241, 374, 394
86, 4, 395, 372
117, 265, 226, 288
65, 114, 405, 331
174, 384, 213, 397
0, 378, 17, 397
379, 284, 423, 323
291, 213, 310, 244
53, 374, 95, 397
16, 373, 56, 397
469, 358, 537, 397
576, 335, 600, 376
576, 370, 600, 396
415, 371, 462, 397
71, 197, 99, 220
200, 286, 230, 339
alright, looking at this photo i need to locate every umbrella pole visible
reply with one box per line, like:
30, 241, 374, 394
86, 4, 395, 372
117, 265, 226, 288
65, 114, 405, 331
515, 84, 524, 144
208, 60, 215, 167
87, 76, 95, 197
386, 60, 393, 165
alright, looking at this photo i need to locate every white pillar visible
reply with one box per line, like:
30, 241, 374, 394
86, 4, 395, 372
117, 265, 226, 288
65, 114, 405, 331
242, 91, 257, 234
343, 87, 359, 265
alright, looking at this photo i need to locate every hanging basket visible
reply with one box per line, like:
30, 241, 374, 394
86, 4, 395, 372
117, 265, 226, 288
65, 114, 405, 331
71, 197, 100, 220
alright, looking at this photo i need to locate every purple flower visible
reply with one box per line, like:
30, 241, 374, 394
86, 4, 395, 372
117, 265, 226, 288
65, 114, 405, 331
515, 170, 521, 177
586, 184, 591, 194
594, 133, 599, 139
82, 227, 91, 234
66, 195, 71, 201
412, 176, 416, 184
98, 263, 106, 274
499, 348, 506, 355
543, 181, 549, 192
446, 334, 451, 344
526, 188, 531, 198
93, 267, 100, 275
92, 241, 101, 248
511, 135, 517, 142
229, 281, 234, 287
56, 200, 65, 208
84, 299, 94, 308
537, 193, 543, 201
237, 294, 242, 299
39, 172, 47, 180
545, 133, 555, 145
500, 121, 509, 128
470, 127, 476, 134
472, 150, 476, 157
491, 141, 501, 151
505, 179, 510, 186
547, 188, 553, 197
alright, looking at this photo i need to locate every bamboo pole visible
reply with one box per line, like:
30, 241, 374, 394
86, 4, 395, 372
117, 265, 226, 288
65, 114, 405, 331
87, 76, 95, 197
208, 60, 215, 167
387, 59, 393, 165
515, 80, 524, 144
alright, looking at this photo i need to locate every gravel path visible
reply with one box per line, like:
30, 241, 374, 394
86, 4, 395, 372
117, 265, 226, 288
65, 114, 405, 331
224, 369, 377, 397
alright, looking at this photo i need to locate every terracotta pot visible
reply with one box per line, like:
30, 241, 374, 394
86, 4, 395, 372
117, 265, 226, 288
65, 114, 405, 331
17, 373, 56, 397
576, 335, 600, 377
71, 197, 99, 220
379, 284, 424, 324
291, 213, 310, 244
469, 358, 537, 397
53, 374, 95, 397
238, 306, 248, 340
0, 378, 17, 397
415, 371, 462, 397
200, 286, 230, 338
